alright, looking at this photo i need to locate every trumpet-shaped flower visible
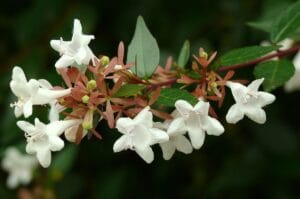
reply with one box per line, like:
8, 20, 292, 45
226, 78, 275, 124
50, 19, 96, 69
113, 106, 169, 163
155, 118, 193, 160
17, 118, 80, 168
10, 66, 71, 118
284, 51, 300, 92
175, 100, 224, 149
1, 147, 38, 189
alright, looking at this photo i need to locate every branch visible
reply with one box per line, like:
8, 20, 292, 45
218, 44, 300, 72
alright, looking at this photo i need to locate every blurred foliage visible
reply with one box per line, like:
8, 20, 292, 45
0, 0, 300, 198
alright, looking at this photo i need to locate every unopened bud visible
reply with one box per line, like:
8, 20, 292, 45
82, 109, 94, 130
81, 95, 90, 104
200, 51, 208, 60
100, 56, 110, 66
87, 80, 97, 91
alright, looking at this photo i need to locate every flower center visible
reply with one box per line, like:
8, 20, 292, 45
242, 91, 259, 104
25, 130, 47, 143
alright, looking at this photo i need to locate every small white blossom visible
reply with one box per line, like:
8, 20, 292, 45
10, 66, 71, 118
64, 124, 87, 143
1, 147, 38, 189
284, 51, 300, 92
155, 118, 193, 160
50, 19, 97, 69
174, 100, 224, 149
226, 78, 276, 124
113, 106, 169, 163
17, 118, 80, 168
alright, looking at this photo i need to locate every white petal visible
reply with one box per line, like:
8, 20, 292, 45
160, 141, 176, 160
32, 88, 71, 104
204, 117, 224, 136
173, 135, 193, 154
7, 174, 19, 189
131, 125, 152, 149
48, 135, 64, 151
46, 119, 81, 136
245, 107, 266, 124
194, 100, 210, 115
10, 81, 29, 98
49, 103, 59, 122
16, 121, 35, 133
113, 135, 129, 152
175, 100, 193, 117
116, 117, 135, 134
284, 72, 300, 92
186, 117, 205, 149
23, 100, 33, 118
167, 117, 186, 136
258, 92, 276, 107
74, 47, 87, 65
226, 81, 248, 103
50, 40, 61, 52
12, 66, 27, 83
36, 148, 51, 168
149, 128, 169, 144
226, 104, 245, 124
279, 38, 293, 50
26, 143, 36, 154
133, 106, 152, 128
55, 55, 74, 68
14, 106, 23, 118
293, 51, 300, 70
135, 146, 154, 163
18, 169, 32, 185
247, 78, 264, 91
38, 79, 52, 89
27, 79, 40, 96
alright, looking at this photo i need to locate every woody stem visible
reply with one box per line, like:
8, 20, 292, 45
218, 44, 300, 72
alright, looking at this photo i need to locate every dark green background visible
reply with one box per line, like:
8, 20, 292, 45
0, 0, 300, 198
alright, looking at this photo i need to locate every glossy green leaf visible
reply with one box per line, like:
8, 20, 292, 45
127, 16, 160, 78
177, 40, 190, 68
215, 45, 279, 69
254, 60, 295, 91
157, 88, 198, 107
113, 84, 145, 97
271, 1, 300, 43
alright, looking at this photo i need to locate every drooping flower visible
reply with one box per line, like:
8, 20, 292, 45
113, 106, 169, 163
1, 147, 38, 189
174, 100, 224, 149
50, 19, 97, 69
155, 117, 193, 160
226, 78, 276, 124
10, 66, 71, 118
17, 118, 81, 168
284, 51, 300, 92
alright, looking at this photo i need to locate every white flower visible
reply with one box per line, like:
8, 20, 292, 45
226, 78, 276, 124
1, 147, 38, 189
64, 124, 88, 143
10, 66, 71, 118
284, 51, 300, 92
174, 100, 224, 149
113, 106, 169, 163
155, 118, 193, 160
17, 118, 80, 168
50, 19, 97, 69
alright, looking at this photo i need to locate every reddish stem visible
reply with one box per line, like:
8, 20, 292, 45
218, 44, 300, 72
148, 78, 177, 90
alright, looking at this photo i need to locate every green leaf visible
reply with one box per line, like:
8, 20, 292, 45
177, 40, 190, 68
127, 16, 160, 78
271, 1, 300, 43
50, 145, 78, 178
215, 45, 279, 69
157, 88, 198, 107
253, 60, 295, 91
113, 84, 145, 97
247, 21, 272, 33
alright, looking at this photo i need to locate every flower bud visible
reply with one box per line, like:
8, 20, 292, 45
200, 51, 208, 60
82, 109, 94, 130
100, 56, 110, 66
87, 79, 97, 91
81, 95, 90, 104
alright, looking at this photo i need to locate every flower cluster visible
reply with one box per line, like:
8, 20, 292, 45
7, 18, 282, 171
